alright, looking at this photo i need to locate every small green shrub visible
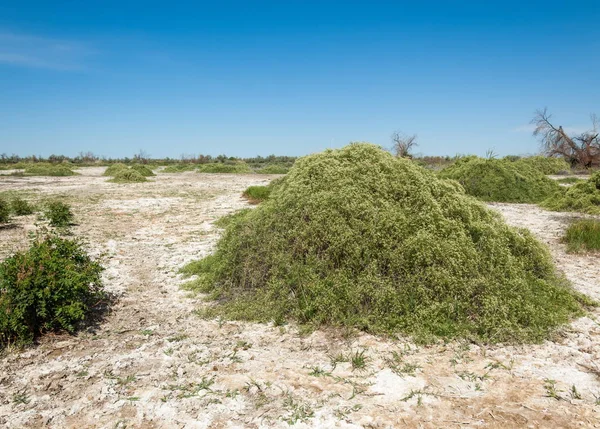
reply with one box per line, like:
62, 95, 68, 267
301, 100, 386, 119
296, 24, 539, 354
44, 201, 74, 227
23, 165, 77, 177
513, 156, 571, 175
108, 169, 148, 183
0, 233, 105, 346
256, 164, 290, 174
11, 197, 34, 216
542, 172, 600, 215
242, 185, 272, 204
130, 164, 155, 177
438, 157, 562, 203
563, 219, 600, 252
0, 198, 10, 223
197, 163, 252, 174
103, 163, 129, 176
182, 143, 589, 344
162, 164, 197, 173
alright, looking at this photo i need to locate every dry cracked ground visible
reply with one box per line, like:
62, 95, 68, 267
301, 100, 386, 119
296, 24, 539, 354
1, 168, 600, 428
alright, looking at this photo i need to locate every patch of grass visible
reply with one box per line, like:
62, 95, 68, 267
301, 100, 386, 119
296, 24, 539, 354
44, 201, 74, 227
0, 198, 10, 223
242, 185, 272, 204
11, 197, 34, 216
438, 156, 562, 203
183, 143, 590, 344
0, 232, 105, 346
542, 172, 600, 215
197, 163, 252, 174
563, 219, 600, 253
130, 164, 155, 177
108, 169, 148, 183
350, 349, 369, 371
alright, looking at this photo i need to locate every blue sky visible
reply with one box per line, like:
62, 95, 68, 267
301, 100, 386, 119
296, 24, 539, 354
0, 1, 598, 158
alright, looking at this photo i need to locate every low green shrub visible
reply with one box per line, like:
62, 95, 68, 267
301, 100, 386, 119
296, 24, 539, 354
556, 177, 584, 185
130, 164, 155, 177
162, 164, 197, 173
438, 157, 562, 203
242, 185, 272, 204
182, 143, 589, 344
44, 201, 74, 227
23, 165, 77, 177
256, 164, 290, 174
0, 198, 10, 223
108, 169, 148, 183
513, 156, 571, 175
11, 197, 34, 216
103, 163, 129, 176
542, 172, 600, 215
0, 233, 105, 346
197, 163, 252, 174
563, 219, 600, 253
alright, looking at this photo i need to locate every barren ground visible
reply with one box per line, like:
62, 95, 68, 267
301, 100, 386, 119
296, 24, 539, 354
1, 169, 600, 428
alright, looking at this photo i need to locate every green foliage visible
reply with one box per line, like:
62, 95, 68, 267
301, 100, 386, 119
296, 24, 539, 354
0, 233, 105, 346
0, 198, 10, 223
44, 201, 74, 227
438, 157, 562, 203
108, 169, 148, 183
563, 219, 600, 253
242, 185, 272, 204
22, 164, 77, 177
182, 143, 588, 343
197, 163, 252, 174
162, 164, 197, 173
556, 177, 584, 185
103, 163, 129, 176
542, 172, 600, 215
256, 164, 290, 174
11, 197, 34, 216
130, 164, 156, 176
512, 156, 571, 175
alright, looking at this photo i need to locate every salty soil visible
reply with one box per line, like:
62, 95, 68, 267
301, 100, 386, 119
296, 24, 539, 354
1, 169, 600, 428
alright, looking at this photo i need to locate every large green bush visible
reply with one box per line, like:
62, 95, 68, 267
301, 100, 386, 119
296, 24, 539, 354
0, 233, 105, 346
197, 163, 252, 174
541, 172, 600, 215
183, 143, 588, 343
438, 157, 562, 203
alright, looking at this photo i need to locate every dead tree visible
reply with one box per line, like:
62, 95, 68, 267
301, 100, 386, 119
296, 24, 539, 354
391, 131, 418, 158
531, 108, 600, 168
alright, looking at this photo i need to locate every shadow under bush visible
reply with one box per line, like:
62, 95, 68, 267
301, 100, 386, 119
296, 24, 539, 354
182, 143, 591, 344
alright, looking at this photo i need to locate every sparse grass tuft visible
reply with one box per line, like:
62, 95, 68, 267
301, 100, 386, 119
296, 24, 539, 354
0, 198, 10, 223
183, 143, 589, 344
563, 219, 600, 253
11, 197, 34, 216
242, 185, 272, 204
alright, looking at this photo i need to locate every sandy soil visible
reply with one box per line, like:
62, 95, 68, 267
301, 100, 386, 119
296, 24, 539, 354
1, 169, 600, 428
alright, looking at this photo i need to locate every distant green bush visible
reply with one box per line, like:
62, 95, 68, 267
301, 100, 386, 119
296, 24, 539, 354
0, 233, 105, 346
162, 164, 197, 173
513, 156, 571, 175
563, 219, 600, 253
256, 164, 290, 174
542, 172, 600, 215
11, 197, 34, 216
103, 163, 129, 176
182, 143, 589, 344
197, 163, 252, 174
130, 164, 155, 177
108, 169, 148, 183
0, 198, 10, 224
44, 201, 74, 227
438, 157, 562, 203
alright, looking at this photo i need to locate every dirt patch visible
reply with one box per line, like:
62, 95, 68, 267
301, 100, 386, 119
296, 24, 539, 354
0, 171, 599, 428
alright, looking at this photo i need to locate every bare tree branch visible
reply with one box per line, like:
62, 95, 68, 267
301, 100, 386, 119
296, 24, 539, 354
391, 131, 418, 158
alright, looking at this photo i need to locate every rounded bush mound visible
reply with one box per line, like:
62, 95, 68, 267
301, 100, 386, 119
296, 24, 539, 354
197, 163, 252, 174
24, 164, 77, 177
103, 163, 129, 176
0, 233, 105, 346
513, 156, 571, 175
162, 164, 196, 173
131, 164, 156, 177
438, 157, 561, 203
185, 143, 587, 343
109, 169, 148, 183
542, 171, 600, 215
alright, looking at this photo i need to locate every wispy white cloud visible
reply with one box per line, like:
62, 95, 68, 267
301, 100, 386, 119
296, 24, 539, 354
0, 31, 92, 70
